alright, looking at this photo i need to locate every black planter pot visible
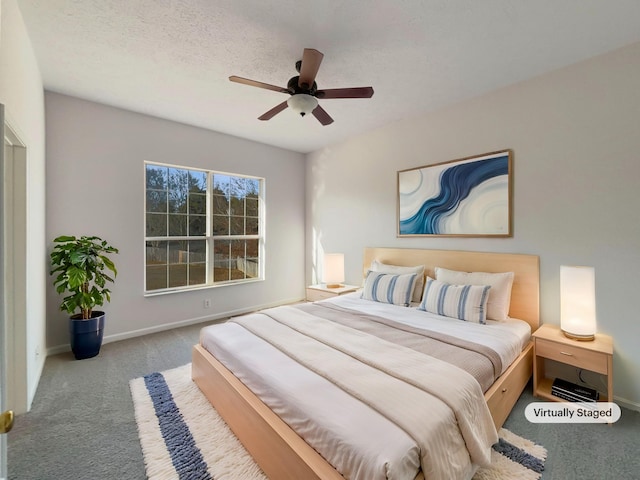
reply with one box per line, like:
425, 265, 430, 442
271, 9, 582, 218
69, 312, 105, 360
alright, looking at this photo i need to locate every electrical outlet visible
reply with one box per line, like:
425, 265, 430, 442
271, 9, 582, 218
203, 299, 211, 309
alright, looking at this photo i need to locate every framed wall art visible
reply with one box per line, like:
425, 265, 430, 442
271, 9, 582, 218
397, 150, 513, 237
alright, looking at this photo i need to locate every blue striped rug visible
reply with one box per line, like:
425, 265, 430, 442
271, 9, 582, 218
130, 364, 546, 480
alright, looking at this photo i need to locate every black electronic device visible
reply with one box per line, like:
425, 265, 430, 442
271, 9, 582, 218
551, 378, 599, 402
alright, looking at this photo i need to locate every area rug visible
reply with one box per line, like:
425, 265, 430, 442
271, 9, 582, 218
130, 364, 546, 480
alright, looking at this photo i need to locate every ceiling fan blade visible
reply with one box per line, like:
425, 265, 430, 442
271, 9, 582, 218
316, 87, 374, 99
258, 101, 289, 121
298, 49, 324, 89
229, 76, 289, 94
312, 104, 334, 126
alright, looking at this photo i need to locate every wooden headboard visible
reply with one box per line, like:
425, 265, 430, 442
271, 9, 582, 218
363, 247, 540, 332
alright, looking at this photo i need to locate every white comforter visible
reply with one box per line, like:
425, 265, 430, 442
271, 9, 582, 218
200, 295, 529, 480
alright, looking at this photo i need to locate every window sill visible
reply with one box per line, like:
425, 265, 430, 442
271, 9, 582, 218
144, 277, 264, 297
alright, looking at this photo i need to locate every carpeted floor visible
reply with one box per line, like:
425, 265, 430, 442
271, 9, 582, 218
130, 363, 547, 480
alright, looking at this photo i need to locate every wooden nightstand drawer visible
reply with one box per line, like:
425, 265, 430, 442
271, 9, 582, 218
535, 338, 608, 374
306, 288, 336, 302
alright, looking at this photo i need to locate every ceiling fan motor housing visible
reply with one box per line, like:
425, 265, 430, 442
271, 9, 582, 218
287, 76, 317, 96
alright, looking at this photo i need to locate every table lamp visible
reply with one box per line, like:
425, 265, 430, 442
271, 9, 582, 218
560, 265, 597, 341
323, 253, 344, 289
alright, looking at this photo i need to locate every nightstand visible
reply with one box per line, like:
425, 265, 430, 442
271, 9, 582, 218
533, 323, 613, 402
306, 284, 359, 302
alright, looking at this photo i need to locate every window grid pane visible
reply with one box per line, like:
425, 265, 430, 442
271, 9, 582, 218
145, 241, 168, 291
213, 239, 230, 282
189, 238, 207, 286
189, 215, 206, 236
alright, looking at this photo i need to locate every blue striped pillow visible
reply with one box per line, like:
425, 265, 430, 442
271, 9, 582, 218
418, 278, 491, 324
361, 271, 418, 307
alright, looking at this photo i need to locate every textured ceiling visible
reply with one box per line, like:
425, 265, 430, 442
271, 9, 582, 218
16, 0, 640, 153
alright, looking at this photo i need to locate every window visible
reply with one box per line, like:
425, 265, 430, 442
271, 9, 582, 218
145, 162, 263, 293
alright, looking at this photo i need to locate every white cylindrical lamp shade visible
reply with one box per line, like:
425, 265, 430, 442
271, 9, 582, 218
323, 253, 344, 288
560, 265, 597, 341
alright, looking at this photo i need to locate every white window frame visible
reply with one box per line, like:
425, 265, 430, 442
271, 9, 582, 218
144, 161, 265, 295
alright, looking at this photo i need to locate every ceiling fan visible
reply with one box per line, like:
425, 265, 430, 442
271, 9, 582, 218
229, 48, 374, 126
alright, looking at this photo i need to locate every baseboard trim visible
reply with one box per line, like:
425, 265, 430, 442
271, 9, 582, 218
46, 297, 305, 356
614, 395, 640, 413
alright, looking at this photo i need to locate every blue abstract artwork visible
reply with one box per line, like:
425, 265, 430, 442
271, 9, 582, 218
398, 150, 512, 236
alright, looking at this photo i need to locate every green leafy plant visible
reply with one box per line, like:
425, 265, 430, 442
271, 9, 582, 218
50, 235, 119, 319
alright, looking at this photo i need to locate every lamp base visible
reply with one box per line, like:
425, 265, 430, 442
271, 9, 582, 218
562, 329, 595, 341
325, 283, 343, 289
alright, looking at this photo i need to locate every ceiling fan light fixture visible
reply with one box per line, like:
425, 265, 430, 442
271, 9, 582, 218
287, 94, 318, 117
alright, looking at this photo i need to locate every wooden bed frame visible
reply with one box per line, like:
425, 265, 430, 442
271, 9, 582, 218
192, 248, 540, 480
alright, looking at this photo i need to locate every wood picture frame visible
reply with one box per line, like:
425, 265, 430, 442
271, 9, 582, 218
398, 150, 513, 237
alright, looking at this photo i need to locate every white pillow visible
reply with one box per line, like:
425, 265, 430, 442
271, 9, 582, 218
361, 271, 418, 307
435, 267, 514, 321
418, 277, 491, 324
370, 260, 425, 303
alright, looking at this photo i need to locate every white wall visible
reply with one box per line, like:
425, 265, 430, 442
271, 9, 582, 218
306, 42, 640, 409
0, 0, 47, 410
45, 92, 306, 350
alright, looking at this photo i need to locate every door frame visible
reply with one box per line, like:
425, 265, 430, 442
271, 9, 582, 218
1, 102, 7, 480
1, 105, 30, 479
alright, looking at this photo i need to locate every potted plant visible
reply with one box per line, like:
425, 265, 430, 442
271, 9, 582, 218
50, 235, 118, 360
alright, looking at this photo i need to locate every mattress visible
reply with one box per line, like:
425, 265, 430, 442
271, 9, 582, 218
199, 294, 530, 480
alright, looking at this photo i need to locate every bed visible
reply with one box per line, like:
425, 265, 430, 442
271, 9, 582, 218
192, 247, 539, 480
